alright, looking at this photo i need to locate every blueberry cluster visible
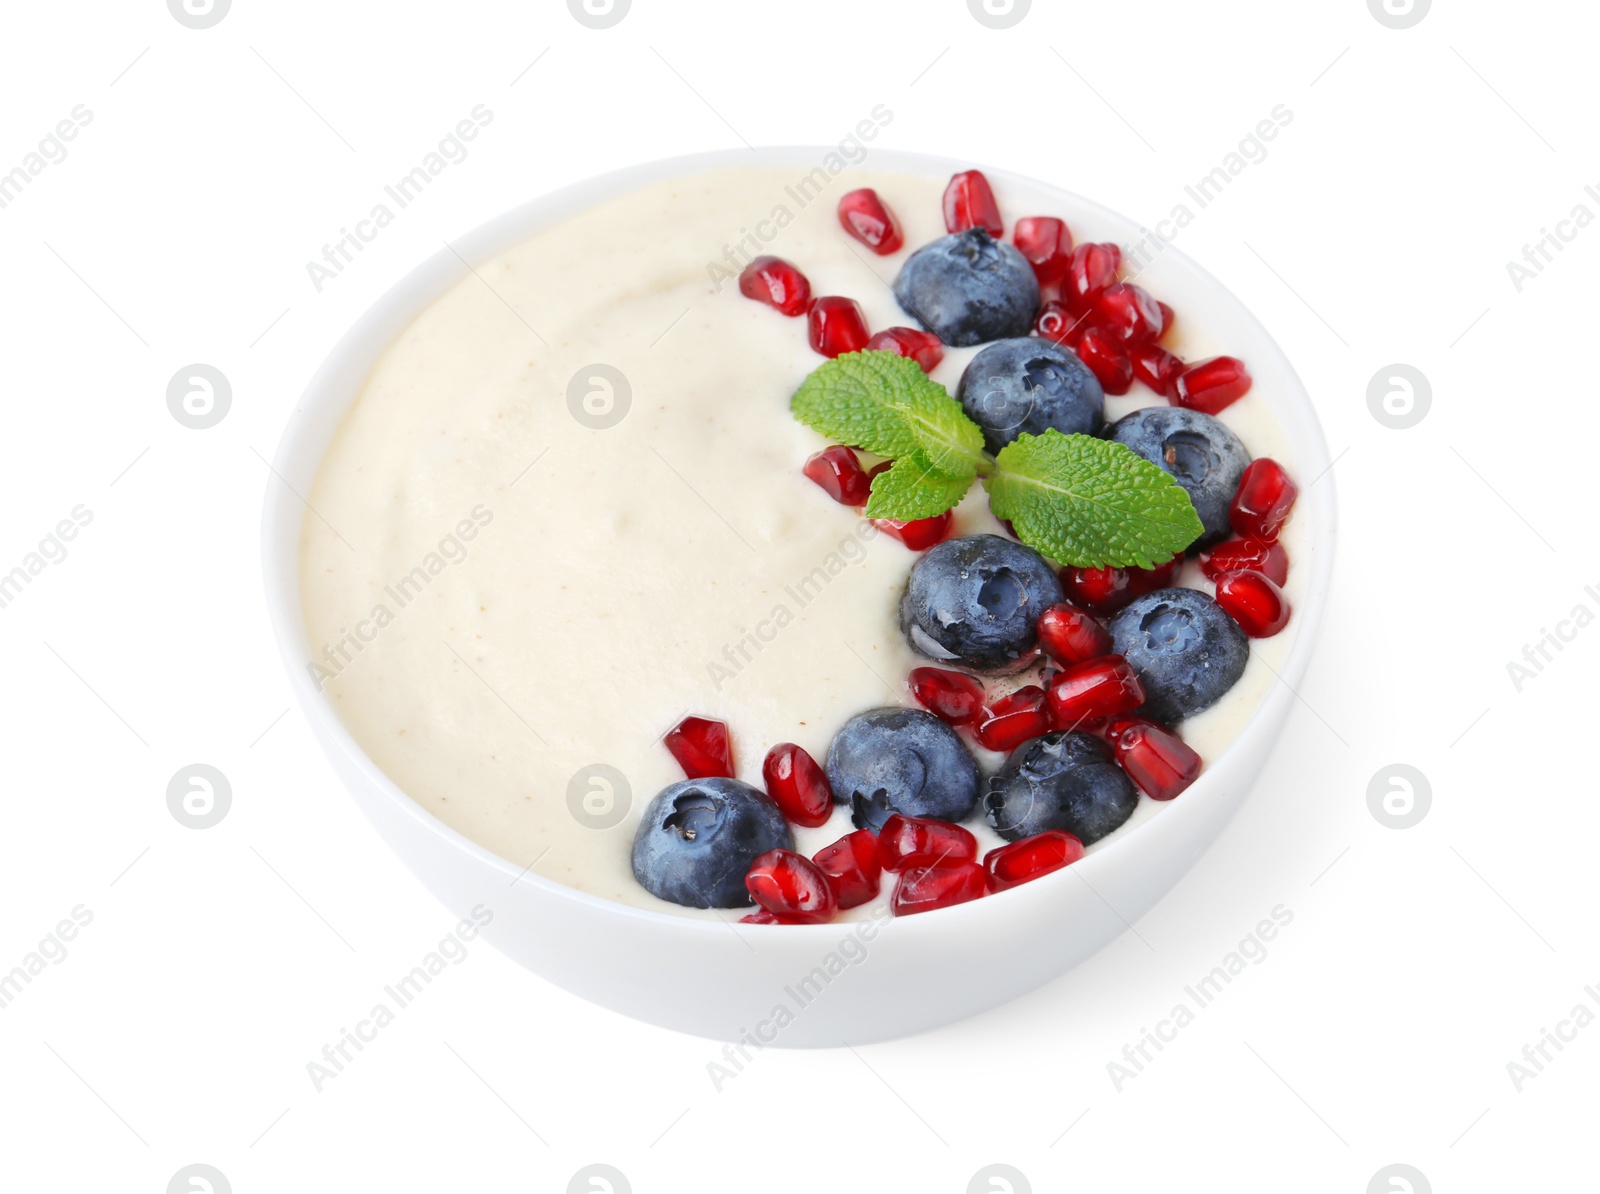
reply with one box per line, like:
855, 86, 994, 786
630, 180, 1281, 913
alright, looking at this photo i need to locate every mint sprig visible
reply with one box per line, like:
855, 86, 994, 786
790, 351, 987, 480
864, 450, 976, 520
986, 431, 1203, 569
791, 350, 1204, 568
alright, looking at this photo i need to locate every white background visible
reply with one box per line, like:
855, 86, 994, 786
1, 0, 1594, 1190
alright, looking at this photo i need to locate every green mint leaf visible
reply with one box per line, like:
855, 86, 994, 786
790, 350, 987, 477
986, 430, 1205, 569
862, 450, 975, 520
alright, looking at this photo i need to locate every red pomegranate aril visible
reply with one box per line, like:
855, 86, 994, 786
802, 445, 873, 506
1215, 569, 1291, 637
983, 830, 1084, 892
892, 861, 987, 916
865, 326, 944, 372
1036, 603, 1113, 666
1047, 655, 1146, 727
1034, 300, 1088, 347
1130, 551, 1185, 594
1012, 216, 1074, 287
745, 849, 837, 924
942, 170, 1003, 236
739, 908, 807, 925
877, 813, 978, 872
1075, 717, 1116, 745
908, 667, 987, 727
1230, 458, 1299, 542
762, 743, 834, 828
1172, 356, 1252, 414
1075, 326, 1134, 395
873, 510, 952, 551
738, 255, 810, 316
807, 295, 870, 358
1063, 242, 1122, 310
976, 685, 1054, 752
1156, 301, 1175, 336
1092, 282, 1166, 344
837, 187, 904, 255
1199, 537, 1288, 585
1105, 717, 1202, 801
1130, 343, 1185, 395
1061, 564, 1135, 614
664, 716, 734, 779
812, 829, 881, 910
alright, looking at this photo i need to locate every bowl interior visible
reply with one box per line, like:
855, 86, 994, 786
262, 146, 1336, 939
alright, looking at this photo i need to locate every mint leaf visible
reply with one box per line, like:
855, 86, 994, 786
863, 450, 975, 520
791, 351, 987, 478
986, 430, 1204, 569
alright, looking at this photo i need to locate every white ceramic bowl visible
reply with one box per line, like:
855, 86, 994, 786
262, 147, 1335, 1047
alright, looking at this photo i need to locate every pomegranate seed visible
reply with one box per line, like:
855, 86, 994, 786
1199, 537, 1288, 585
1036, 603, 1113, 666
737, 255, 811, 317
892, 861, 987, 916
983, 830, 1084, 892
1105, 717, 1202, 801
762, 743, 833, 828
802, 445, 873, 506
942, 170, 1003, 236
1060, 564, 1135, 614
1074, 326, 1134, 395
1092, 282, 1166, 344
865, 326, 944, 372
1063, 243, 1122, 310
1157, 301, 1175, 335
745, 849, 837, 924
812, 829, 881, 909
976, 685, 1054, 752
1012, 216, 1074, 288
1215, 569, 1291, 637
836, 187, 904, 255
1047, 655, 1146, 727
877, 813, 978, 872
1230, 458, 1299, 542
1034, 300, 1087, 346
1075, 717, 1116, 745
1130, 551, 1185, 594
807, 295, 871, 358
664, 716, 734, 779
1130, 343, 1185, 395
1172, 356, 1252, 414
739, 908, 808, 925
908, 667, 987, 726
873, 510, 953, 551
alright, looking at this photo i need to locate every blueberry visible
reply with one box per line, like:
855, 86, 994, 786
984, 731, 1137, 845
900, 534, 1064, 673
1108, 587, 1248, 723
1107, 407, 1250, 547
894, 229, 1040, 347
958, 337, 1104, 453
631, 777, 791, 908
825, 707, 980, 830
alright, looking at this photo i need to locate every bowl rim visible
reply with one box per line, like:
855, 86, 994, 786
261, 144, 1338, 937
